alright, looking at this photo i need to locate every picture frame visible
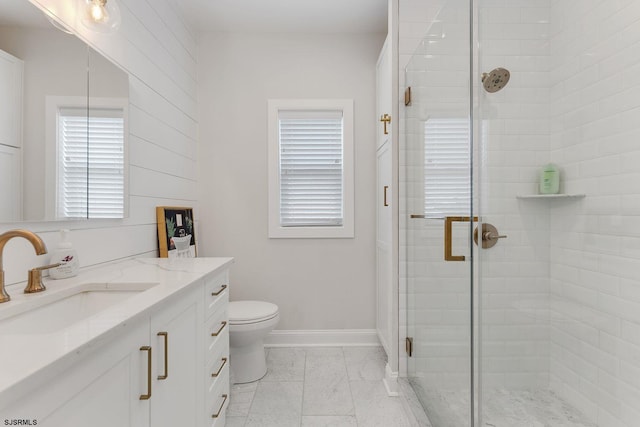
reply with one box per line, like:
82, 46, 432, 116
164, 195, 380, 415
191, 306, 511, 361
156, 206, 197, 258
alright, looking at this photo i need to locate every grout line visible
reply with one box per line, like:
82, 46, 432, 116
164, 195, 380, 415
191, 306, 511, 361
340, 346, 358, 424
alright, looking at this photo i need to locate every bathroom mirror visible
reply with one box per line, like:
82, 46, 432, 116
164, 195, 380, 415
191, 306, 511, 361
0, 0, 129, 222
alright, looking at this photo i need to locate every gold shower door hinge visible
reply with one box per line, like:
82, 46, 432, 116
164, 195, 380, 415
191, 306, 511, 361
406, 337, 413, 357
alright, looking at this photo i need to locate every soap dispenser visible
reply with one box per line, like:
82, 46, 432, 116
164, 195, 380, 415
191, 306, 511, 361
539, 163, 560, 194
49, 229, 80, 279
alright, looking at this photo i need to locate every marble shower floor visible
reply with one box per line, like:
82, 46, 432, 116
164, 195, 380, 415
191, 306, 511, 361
225, 346, 419, 427
410, 379, 597, 427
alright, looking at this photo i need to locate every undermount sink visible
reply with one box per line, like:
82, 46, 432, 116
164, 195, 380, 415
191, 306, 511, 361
0, 282, 158, 335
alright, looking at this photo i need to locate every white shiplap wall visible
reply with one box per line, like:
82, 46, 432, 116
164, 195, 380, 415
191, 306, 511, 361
0, 0, 198, 288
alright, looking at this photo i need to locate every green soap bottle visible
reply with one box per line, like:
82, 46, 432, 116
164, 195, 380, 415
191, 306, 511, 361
539, 163, 560, 194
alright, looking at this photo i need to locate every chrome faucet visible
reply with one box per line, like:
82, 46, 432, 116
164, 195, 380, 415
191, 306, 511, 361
0, 229, 48, 303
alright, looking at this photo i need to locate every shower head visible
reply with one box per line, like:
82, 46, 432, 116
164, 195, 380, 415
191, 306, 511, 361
482, 67, 510, 93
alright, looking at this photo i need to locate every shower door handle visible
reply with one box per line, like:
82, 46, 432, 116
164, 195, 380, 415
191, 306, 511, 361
444, 216, 478, 261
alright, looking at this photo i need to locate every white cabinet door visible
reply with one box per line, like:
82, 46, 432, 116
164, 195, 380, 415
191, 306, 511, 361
0, 144, 22, 221
3, 320, 150, 427
150, 285, 201, 427
376, 141, 393, 355
0, 49, 23, 149
376, 35, 394, 356
376, 36, 392, 150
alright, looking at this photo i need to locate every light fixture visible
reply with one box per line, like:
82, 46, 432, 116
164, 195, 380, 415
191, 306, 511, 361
78, 0, 121, 33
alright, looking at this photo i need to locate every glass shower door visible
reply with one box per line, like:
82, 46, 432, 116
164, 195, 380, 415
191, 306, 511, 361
403, 1, 474, 426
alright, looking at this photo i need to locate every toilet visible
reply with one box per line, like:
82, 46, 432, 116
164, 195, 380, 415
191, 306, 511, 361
228, 300, 279, 383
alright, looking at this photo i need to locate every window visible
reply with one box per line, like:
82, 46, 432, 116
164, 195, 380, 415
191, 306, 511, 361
423, 118, 471, 217
268, 99, 354, 238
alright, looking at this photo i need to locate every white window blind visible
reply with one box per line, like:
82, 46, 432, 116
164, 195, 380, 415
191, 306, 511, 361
58, 106, 124, 219
424, 118, 471, 217
278, 110, 343, 227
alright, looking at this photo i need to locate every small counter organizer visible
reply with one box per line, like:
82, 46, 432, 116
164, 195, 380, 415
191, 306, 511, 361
0, 257, 233, 427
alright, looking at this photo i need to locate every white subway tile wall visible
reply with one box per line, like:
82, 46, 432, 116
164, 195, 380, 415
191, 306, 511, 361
401, 0, 640, 426
549, 1, 640, 426
477, 0, 552, 391
402, 1, 473, 402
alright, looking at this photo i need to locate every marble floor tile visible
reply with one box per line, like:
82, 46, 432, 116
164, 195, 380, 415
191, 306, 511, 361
225, 416, 247, 427
398, 378, 433, 427
249, 381, 303, 418
351, 380, 412, 427
343, 346, 387, 381
304, 347, 348, 382
262, 347, 306, 382
300, 415, 358, 426
409, 380, 597, 427
226, 346, 421, 426
245, 413, 300, 427
302, 375, 354, 416
227, 381, 258, 417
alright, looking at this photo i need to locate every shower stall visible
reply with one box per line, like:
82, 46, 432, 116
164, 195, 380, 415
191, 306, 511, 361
402, 1, 640, 426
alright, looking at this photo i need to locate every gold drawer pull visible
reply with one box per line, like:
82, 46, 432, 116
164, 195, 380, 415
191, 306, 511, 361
211, 394, 228, 418
139, 346, 152, 400
157, 332, 168, 380
444, 216, 478, 261
211, 357, 228, 377
211, 321, 227, 336
211, 284, 227, 296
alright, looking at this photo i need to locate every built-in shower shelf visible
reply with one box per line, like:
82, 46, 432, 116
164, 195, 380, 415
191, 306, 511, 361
516, 194, 586, 200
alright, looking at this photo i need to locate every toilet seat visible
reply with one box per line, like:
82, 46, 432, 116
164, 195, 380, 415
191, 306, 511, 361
229, 300, 279, 325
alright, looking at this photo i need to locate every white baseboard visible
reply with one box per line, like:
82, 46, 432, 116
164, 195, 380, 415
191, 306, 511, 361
383, 363, 399, 396
264, 329, 381, 347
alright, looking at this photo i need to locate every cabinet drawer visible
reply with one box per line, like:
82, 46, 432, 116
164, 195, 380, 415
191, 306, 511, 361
206, 309, 228, 354
206, 363, 230, 427
206, 343, 229, 394
204, 271, 229, 320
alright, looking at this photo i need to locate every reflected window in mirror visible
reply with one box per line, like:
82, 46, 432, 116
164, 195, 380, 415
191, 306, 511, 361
55, 103, 126, 219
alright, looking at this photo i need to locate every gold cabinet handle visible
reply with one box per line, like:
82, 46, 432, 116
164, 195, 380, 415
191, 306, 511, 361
444, 216, 478, 261
157, 332, 168, 380
139, 346, 152, 400
211, 394, 228, 418
383, 186, 389, 207
211, 284, 227, 296
211, 357, 228, 377
211, 321, 227, 337
379, 113, 391, 134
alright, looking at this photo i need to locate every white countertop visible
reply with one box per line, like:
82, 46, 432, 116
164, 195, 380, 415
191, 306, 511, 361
0, 257, 233, 404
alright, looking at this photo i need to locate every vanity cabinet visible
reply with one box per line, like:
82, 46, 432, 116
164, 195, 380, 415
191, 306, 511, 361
150, 285, 201, 427
0, 263, 231, 427
4, 320, 150, 427
203, 270, 230, 426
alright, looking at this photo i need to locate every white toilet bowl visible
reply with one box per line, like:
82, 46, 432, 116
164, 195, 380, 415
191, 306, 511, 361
229, 300, 279, 384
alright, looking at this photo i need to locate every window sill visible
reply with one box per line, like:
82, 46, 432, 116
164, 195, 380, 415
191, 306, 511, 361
268, 225, 354, 239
